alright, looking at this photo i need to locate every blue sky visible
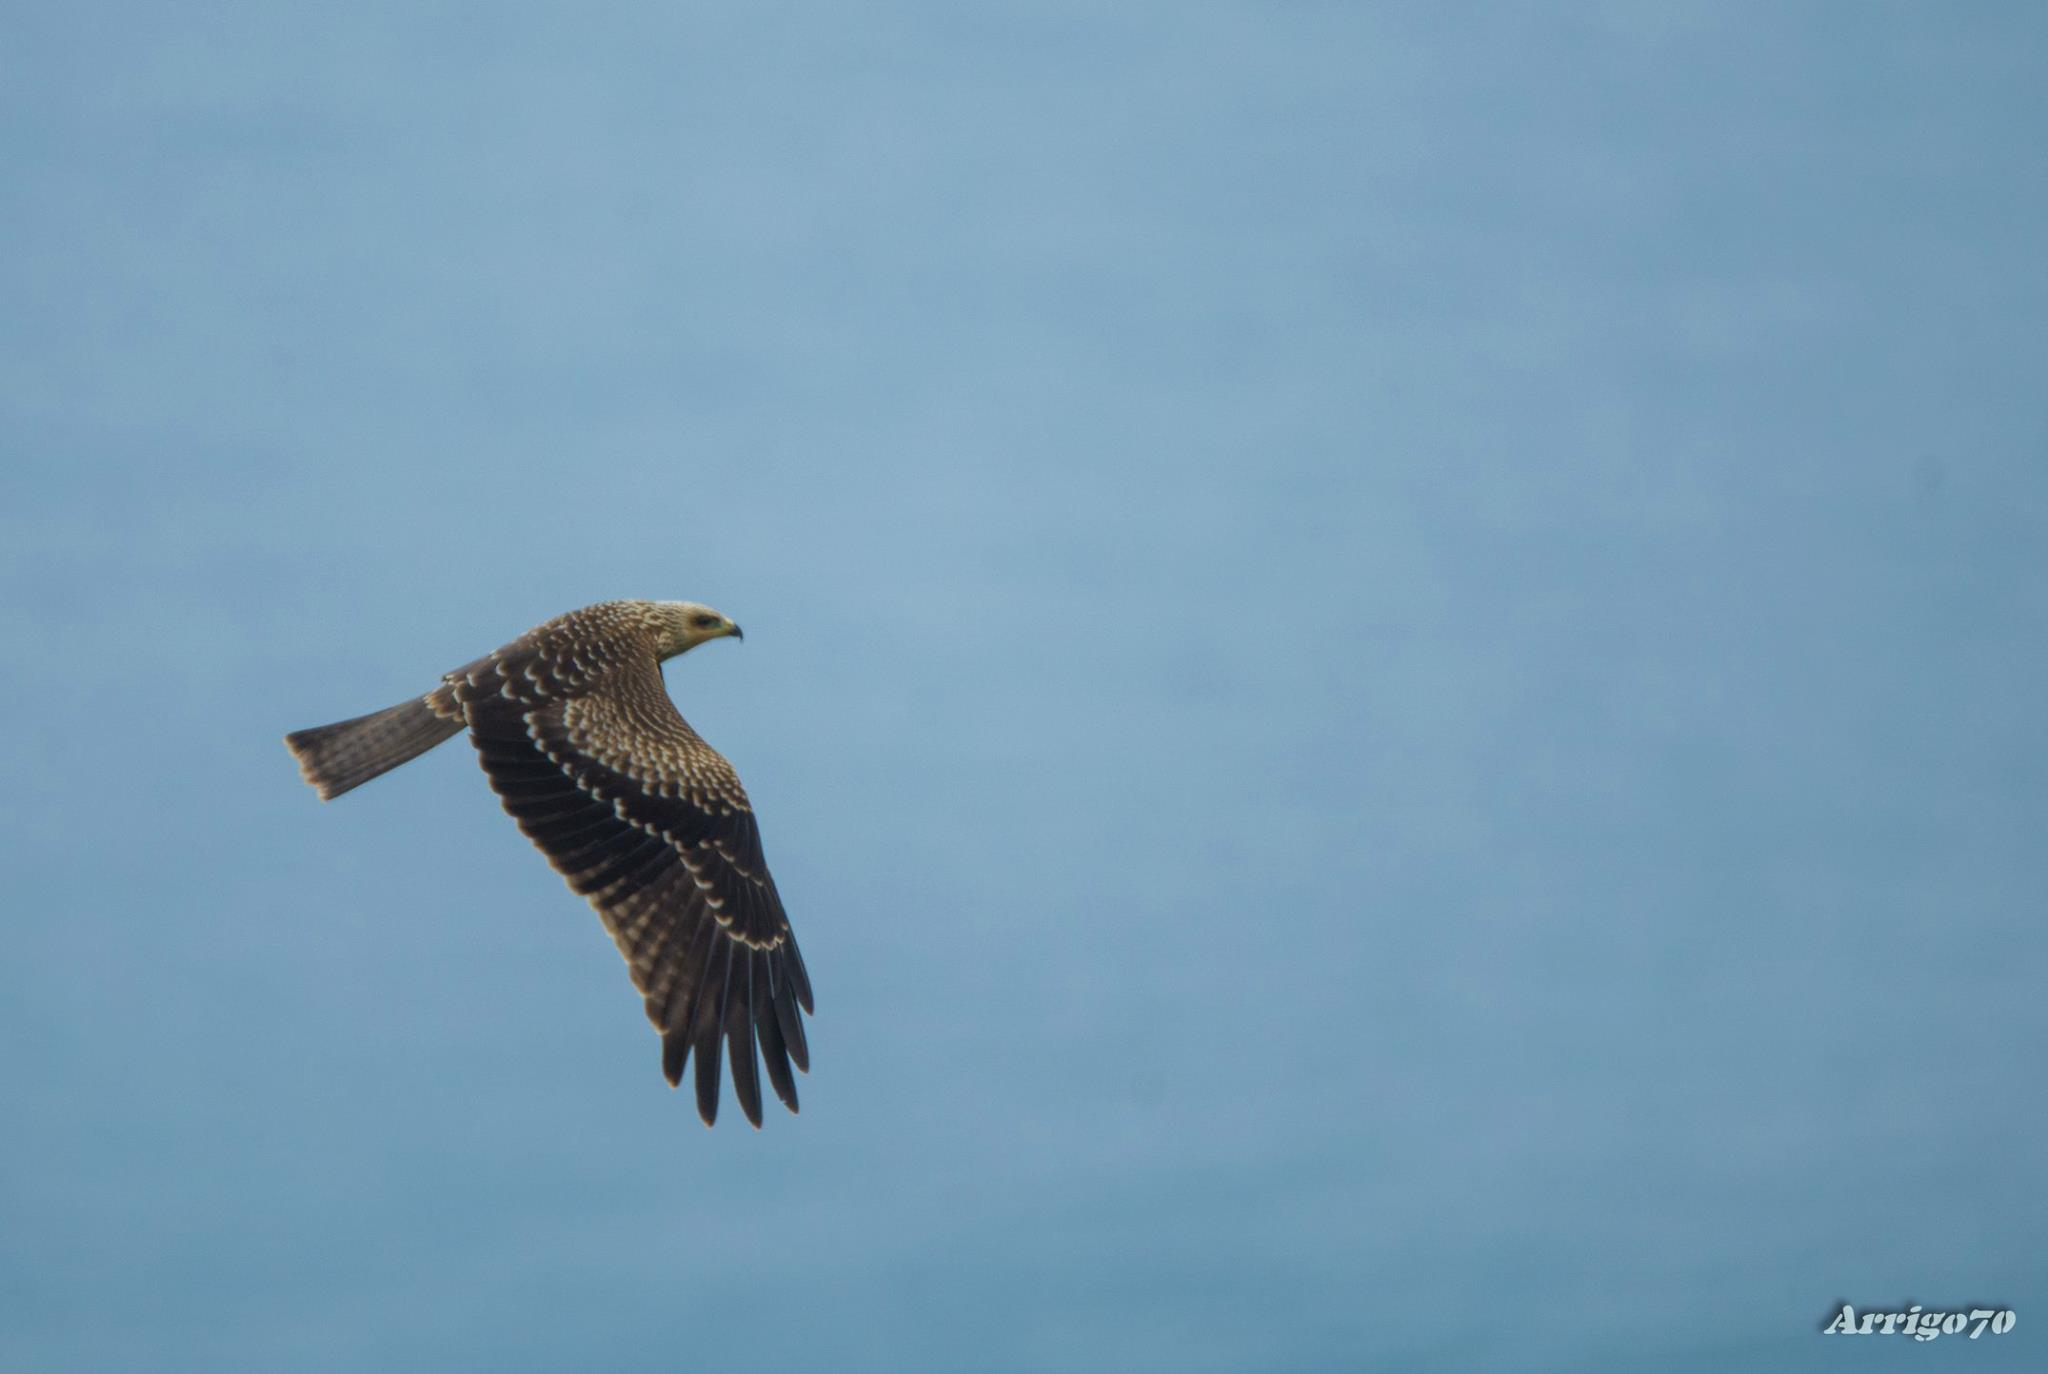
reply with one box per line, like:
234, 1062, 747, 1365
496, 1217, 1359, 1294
3, 4, 2045, 1370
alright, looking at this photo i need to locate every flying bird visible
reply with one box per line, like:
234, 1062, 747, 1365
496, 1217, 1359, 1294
284, 599, 812, 1128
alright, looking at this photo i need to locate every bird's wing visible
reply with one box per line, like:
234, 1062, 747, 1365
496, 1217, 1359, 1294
461, 659, 811, 1128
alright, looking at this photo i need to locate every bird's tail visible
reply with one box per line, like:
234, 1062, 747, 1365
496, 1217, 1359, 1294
285, 697, 464, 800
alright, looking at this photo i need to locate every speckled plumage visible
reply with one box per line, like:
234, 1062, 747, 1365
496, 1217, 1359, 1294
284, 599, 811, 1129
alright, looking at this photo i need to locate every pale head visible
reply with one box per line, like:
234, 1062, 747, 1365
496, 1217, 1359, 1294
649, 600, 744, 659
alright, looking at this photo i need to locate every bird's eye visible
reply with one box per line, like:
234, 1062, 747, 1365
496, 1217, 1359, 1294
692, 614, 722, 629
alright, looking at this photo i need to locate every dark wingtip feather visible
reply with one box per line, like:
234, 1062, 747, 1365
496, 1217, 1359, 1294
694, 1052, 721, 1127
661, 1029, 689, 1088
755, 988, 800, 1113
727, 974, 764, 1129
692, 945, 732, 1127
788, 941, 815, 1015
772, 957, 810, 1074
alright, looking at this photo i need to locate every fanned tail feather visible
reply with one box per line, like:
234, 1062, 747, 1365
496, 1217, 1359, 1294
285, 697, 462, 800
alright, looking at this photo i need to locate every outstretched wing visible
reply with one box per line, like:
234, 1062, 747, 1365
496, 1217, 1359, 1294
459, 659, 812, 1127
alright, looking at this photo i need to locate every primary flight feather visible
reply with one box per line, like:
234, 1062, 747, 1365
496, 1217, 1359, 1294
284, 599, 812, 1129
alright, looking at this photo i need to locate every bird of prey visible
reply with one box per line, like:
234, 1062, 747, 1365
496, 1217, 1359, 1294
284, 599, 811, 1128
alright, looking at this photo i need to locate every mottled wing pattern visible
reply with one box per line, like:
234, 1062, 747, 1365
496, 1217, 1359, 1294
450, 602, 648, 707
456, 648, 811, 1127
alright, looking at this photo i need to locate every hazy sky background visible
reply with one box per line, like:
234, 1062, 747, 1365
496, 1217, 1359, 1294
4, 4, 2044, 1370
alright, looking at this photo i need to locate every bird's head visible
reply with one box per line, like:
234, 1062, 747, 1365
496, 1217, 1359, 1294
652, 600, 744, 659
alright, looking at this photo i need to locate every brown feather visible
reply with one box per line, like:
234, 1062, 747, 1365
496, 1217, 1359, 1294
288, 599, 812, 1129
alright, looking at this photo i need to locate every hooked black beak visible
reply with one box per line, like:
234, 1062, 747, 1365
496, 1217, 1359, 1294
728, 621, 744, 642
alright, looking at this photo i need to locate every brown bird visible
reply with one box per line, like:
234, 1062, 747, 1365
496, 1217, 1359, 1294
284, 599, 811, 1128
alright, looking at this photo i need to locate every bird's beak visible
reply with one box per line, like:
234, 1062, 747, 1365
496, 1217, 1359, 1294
727, 621, 744, 642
